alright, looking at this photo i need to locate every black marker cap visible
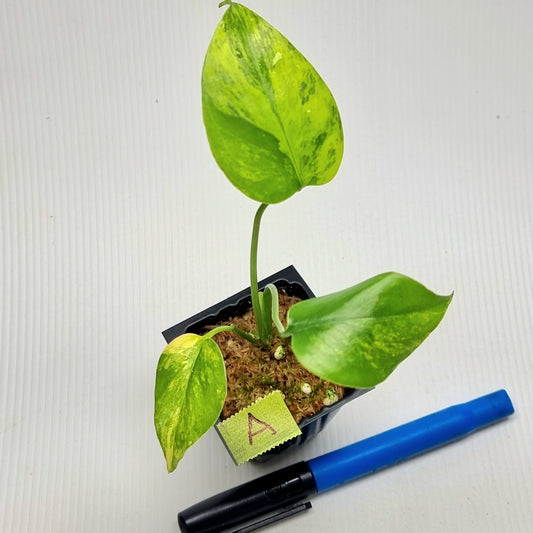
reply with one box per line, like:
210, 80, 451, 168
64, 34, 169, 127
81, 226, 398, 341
178, 461, 317, 533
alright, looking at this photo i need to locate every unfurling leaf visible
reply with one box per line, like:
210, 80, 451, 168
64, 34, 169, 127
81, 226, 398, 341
154, 333, 227, 472
202, 3, 343, 204
284, 273, 452, 388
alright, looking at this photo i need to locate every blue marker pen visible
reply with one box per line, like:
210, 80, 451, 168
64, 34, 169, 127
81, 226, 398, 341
177, 390, 514, 533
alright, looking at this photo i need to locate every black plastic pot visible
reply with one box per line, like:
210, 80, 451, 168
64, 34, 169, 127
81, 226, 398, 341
162, 265, 370, 461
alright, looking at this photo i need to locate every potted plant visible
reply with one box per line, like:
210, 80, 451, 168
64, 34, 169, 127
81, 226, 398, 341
154, 1, 452, 473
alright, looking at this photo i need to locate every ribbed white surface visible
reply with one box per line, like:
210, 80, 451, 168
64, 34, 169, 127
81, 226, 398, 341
1, 1, 532, 531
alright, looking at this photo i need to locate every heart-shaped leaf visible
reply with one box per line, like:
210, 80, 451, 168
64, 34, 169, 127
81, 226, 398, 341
284, 273, 452, 388
202, 3, 344, 204
154, 333, 227, 472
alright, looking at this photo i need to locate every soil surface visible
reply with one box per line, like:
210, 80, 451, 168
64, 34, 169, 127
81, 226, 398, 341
206, 289, 346, 423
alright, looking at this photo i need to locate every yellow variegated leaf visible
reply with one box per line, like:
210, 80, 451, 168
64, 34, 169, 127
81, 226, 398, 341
154, 333, 227, 472
202, 3, 343, 204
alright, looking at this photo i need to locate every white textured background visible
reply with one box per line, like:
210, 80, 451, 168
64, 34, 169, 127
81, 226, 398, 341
1, 1, 532, 532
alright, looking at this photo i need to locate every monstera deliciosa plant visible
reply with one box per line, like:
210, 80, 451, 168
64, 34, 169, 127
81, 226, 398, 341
154, 1, 452, 472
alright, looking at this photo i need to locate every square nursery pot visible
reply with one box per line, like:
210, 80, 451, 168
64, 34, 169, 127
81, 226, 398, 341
162, 265, 370, 461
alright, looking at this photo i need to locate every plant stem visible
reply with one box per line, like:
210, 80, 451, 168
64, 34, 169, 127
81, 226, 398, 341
250, 203, 269, 339
233, 326, 260, 344
264, 283, 286, 335
204, 324, 260, 344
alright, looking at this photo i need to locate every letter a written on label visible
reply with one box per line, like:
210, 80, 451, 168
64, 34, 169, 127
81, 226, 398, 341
248, 413, 276, 445
215, 391, 302, 464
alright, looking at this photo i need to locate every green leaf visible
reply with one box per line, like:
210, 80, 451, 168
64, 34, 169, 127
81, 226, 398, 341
202, 3, 343, 204
284, 273, 452, 388
154, 333, 227, 472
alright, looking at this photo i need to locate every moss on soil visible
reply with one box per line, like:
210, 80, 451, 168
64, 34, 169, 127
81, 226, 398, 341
205, 289, 345, 423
